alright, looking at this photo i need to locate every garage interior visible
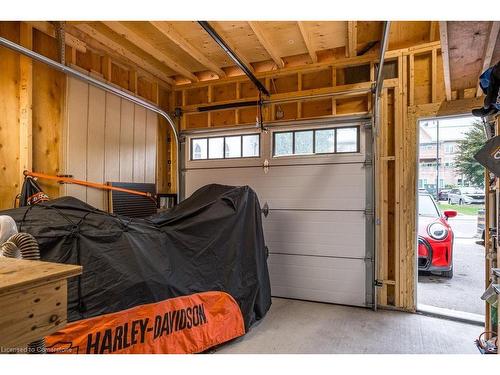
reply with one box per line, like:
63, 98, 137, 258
0, 17, 500, 356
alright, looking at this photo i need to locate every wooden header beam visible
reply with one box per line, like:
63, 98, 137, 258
248, 21, 284, 69
149, 21, 226, 78
102, 22, 198, 82
439, 21, 452, 101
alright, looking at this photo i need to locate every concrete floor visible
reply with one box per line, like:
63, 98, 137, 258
214, 298, 482, 354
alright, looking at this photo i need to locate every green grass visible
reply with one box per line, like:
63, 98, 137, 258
437, 202, 483, 216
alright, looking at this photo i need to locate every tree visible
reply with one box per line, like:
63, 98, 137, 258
454, 122, 486, 188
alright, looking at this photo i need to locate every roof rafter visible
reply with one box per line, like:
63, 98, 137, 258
73, 23, 175, 86
149, 21, 226, 78
439, 21, 452, 101
476, 21, 500, 97
101, 21, 198, 82
297, 21, 318, 63
247, 21, 284, 68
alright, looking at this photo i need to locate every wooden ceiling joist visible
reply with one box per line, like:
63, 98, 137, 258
346, 21, 357, 58
73, 23, 175, 85
208, 22, 255, 74
476, 21, 500, 97
149, 21, 226, 78
297, 21, 318, 63
102, 22, 198, 82
438, 21, 452, 101
247, 21, 284, 68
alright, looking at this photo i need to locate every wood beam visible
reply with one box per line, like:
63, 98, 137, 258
149, 21, 226, 78
27, 21, 86, 53
73, 23, 175, 86
102, 22, 198, 82
19, 23, 33, 189
247, 21, 284, 68
208, 22, 255, 74
429, 21, 439, 42
346, 21, 357, 58
476, 21, 500, 97
439, 21, 452, 101
297, 21, 318, 63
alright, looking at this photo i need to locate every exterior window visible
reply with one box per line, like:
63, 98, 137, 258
274, 126, 359, 157
445, 143, 455, 154
190, 134, 259, 160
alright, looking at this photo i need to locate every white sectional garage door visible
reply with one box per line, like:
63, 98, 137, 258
182, 119, 374, 308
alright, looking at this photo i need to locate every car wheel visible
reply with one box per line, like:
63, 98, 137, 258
441, 266, 453, 279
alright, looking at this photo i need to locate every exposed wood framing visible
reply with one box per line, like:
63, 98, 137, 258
297, 21, 318, 63
347, 21, 357, 58
429, 21, 438, 42
247, 22, 284, 69
438, 21, 452, 101
19, 23, 33, 189
209, 22, 255, 74
476, 21, 500, 97
149, 21, 226, 78
73, 23, 175, 85
102, 22, 198, 82
27, 21, 86, 53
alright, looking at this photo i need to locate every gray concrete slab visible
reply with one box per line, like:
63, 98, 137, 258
214, 298, 482, 354
418, 237, 485, 315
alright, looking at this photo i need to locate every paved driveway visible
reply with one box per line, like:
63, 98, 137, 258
417, 215, 485, 315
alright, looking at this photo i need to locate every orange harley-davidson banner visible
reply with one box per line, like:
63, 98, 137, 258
46, 291, 245, 354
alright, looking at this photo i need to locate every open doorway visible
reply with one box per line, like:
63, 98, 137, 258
416, 115, 485, 321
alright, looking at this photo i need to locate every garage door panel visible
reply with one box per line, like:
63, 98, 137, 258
268, 254, 366, 306
261, 164, 365, 210
264, 210, 365, 258
186, 163, 365, 210
185, 167, 265, 198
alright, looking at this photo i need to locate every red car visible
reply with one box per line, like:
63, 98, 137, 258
418, 193, 457, 278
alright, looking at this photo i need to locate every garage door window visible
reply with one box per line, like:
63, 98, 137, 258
273, 126, 359, 156
336, 127, 358, 153
191, 134, 260, 160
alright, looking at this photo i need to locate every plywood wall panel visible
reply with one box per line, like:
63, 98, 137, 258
133, 106, 146, 183
119, 101, 134, 182
0, 22, 20, 209
32, 29, 65, 200
64, 77, 158, 211
104, 93, 121, 182
145, 110, 157, 184
65, 78, 88, 202
86, 86, 106, 208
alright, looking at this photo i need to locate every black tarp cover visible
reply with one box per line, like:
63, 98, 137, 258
2, 184, 271, 353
